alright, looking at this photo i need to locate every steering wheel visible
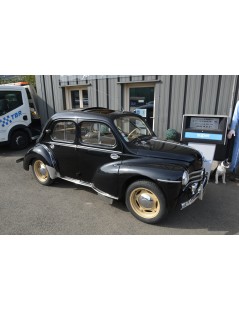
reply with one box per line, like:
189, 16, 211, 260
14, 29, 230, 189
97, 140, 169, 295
128, 128, 140, 138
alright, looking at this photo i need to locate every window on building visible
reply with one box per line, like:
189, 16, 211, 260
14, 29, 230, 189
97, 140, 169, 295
68, 88, 89, 110
71, 91, 80, 109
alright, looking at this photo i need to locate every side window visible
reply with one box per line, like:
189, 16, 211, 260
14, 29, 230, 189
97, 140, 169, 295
0, 91, 23, 116
25, 88, 32, 100
80, 122, 116, 147
51, 121, 76, 142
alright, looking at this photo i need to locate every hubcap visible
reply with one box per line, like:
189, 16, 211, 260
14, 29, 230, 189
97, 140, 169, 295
34, 160, 49, 182
16, 136, 25, 146
129, 187, 160, 219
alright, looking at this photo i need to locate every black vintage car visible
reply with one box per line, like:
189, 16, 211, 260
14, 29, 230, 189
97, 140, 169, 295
21, 107, 207, 224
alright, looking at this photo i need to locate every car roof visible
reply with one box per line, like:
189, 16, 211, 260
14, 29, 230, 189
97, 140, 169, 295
50, 107, 137, 122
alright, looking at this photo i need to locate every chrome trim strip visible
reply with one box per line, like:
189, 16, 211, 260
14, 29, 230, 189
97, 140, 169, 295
189, 169, 203, 176
188, 178, 203, 183
76, 144, 122, 154
60, 176, 93, 188
92, 186, 118, 200
157, 178, 181, 183
48, 142, 121, 154
49, 142, 76, 148
59, 176, 118, 200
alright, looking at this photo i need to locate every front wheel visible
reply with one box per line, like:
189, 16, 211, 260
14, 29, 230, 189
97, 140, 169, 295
125, 180, 168, 224
32, 159, 53, 186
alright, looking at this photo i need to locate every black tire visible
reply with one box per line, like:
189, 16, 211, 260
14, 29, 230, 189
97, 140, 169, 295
10, 130, 30, 150
125, 180, 168, 224
32, 159, 53, 186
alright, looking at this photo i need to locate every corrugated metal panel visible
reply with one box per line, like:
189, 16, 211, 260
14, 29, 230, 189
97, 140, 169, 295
170, 75, 186, 133
108, 77, 119, 110
131, 75, 142, 82
52, 75, 63, 113
200, 75, 219, 114
44, 75, 55, 118
153, 83, 160, 133
118, 76, 131, 83
88, 80, 97, 107
158, 75, 171, 137
145, 75, 157, 81
97, 78, 107, 108
184, 75, 202, 114
217, 75, 235, 115
36, 76, 48, 125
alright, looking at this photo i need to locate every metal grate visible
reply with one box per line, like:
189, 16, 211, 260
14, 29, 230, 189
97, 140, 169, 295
189, 169, 204, 184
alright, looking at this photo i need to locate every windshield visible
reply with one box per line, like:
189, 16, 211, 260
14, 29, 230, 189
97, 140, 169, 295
114, 115, 152, 142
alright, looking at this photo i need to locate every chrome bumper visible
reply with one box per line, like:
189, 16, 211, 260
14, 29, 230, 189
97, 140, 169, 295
180, 175, 207, 210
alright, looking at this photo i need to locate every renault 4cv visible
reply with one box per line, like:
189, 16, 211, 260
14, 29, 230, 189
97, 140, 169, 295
21, 107, 207, 224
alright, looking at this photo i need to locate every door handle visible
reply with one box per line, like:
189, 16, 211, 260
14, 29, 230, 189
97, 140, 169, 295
110, 153, 120, 160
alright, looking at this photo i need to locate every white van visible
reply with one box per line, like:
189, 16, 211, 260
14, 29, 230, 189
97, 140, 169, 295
0, 84, 41, 149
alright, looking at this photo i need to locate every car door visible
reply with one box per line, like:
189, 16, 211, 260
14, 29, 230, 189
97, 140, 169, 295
76, 120, 122, 195
46, 120, 78, 178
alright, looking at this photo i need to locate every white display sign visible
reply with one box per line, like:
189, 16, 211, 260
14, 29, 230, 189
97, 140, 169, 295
188, 142, 216, 179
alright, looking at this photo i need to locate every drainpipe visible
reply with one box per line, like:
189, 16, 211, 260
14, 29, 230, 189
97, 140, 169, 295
228, 75, 237, 125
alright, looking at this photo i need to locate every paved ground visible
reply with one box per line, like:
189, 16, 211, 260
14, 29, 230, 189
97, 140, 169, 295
0, 144, 239, 235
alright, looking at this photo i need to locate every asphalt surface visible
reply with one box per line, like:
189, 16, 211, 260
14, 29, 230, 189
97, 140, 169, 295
1, 144, 239, 235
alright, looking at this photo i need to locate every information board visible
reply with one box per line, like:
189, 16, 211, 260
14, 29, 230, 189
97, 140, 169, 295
181, 114, 228, 145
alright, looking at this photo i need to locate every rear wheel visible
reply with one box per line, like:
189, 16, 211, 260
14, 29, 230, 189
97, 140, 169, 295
32, 159, 53, 186
10, 130, 29, 150
126, 180, 168, 224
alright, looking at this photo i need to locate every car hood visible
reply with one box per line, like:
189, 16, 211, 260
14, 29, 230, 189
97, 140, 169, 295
129, 138, 203, 170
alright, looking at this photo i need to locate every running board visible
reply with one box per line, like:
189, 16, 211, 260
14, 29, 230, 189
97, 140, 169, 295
60, 176, 118, 200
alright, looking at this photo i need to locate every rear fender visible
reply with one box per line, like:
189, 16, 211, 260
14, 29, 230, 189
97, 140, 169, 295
23, 144, 58, 179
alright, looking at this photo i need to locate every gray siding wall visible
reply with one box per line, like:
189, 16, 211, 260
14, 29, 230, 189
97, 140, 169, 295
36, 75, 239, 139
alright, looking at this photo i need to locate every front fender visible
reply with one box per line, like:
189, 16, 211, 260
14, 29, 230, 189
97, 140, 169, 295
118, 158, 185, 208
119, 158, 185, 183
23, 143, 57, 173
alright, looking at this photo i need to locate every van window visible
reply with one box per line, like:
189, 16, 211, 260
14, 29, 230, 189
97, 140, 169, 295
25, 88, 32, 100
0, 91, 23, 116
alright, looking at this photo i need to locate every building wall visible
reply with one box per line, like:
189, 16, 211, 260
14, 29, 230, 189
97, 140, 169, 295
36, 75, 239, 139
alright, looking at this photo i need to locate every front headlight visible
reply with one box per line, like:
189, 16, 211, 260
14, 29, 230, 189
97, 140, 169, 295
182, 171, 189, 186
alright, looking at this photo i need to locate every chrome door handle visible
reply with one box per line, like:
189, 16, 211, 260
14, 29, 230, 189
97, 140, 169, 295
110, 154, 120, 160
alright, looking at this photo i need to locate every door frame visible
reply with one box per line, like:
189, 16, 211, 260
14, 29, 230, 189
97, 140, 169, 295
123, 82, 156, 130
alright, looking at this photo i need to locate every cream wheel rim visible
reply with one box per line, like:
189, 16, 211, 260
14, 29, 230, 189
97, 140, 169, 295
129, 187, 160, 219
33, 160, 49, 182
